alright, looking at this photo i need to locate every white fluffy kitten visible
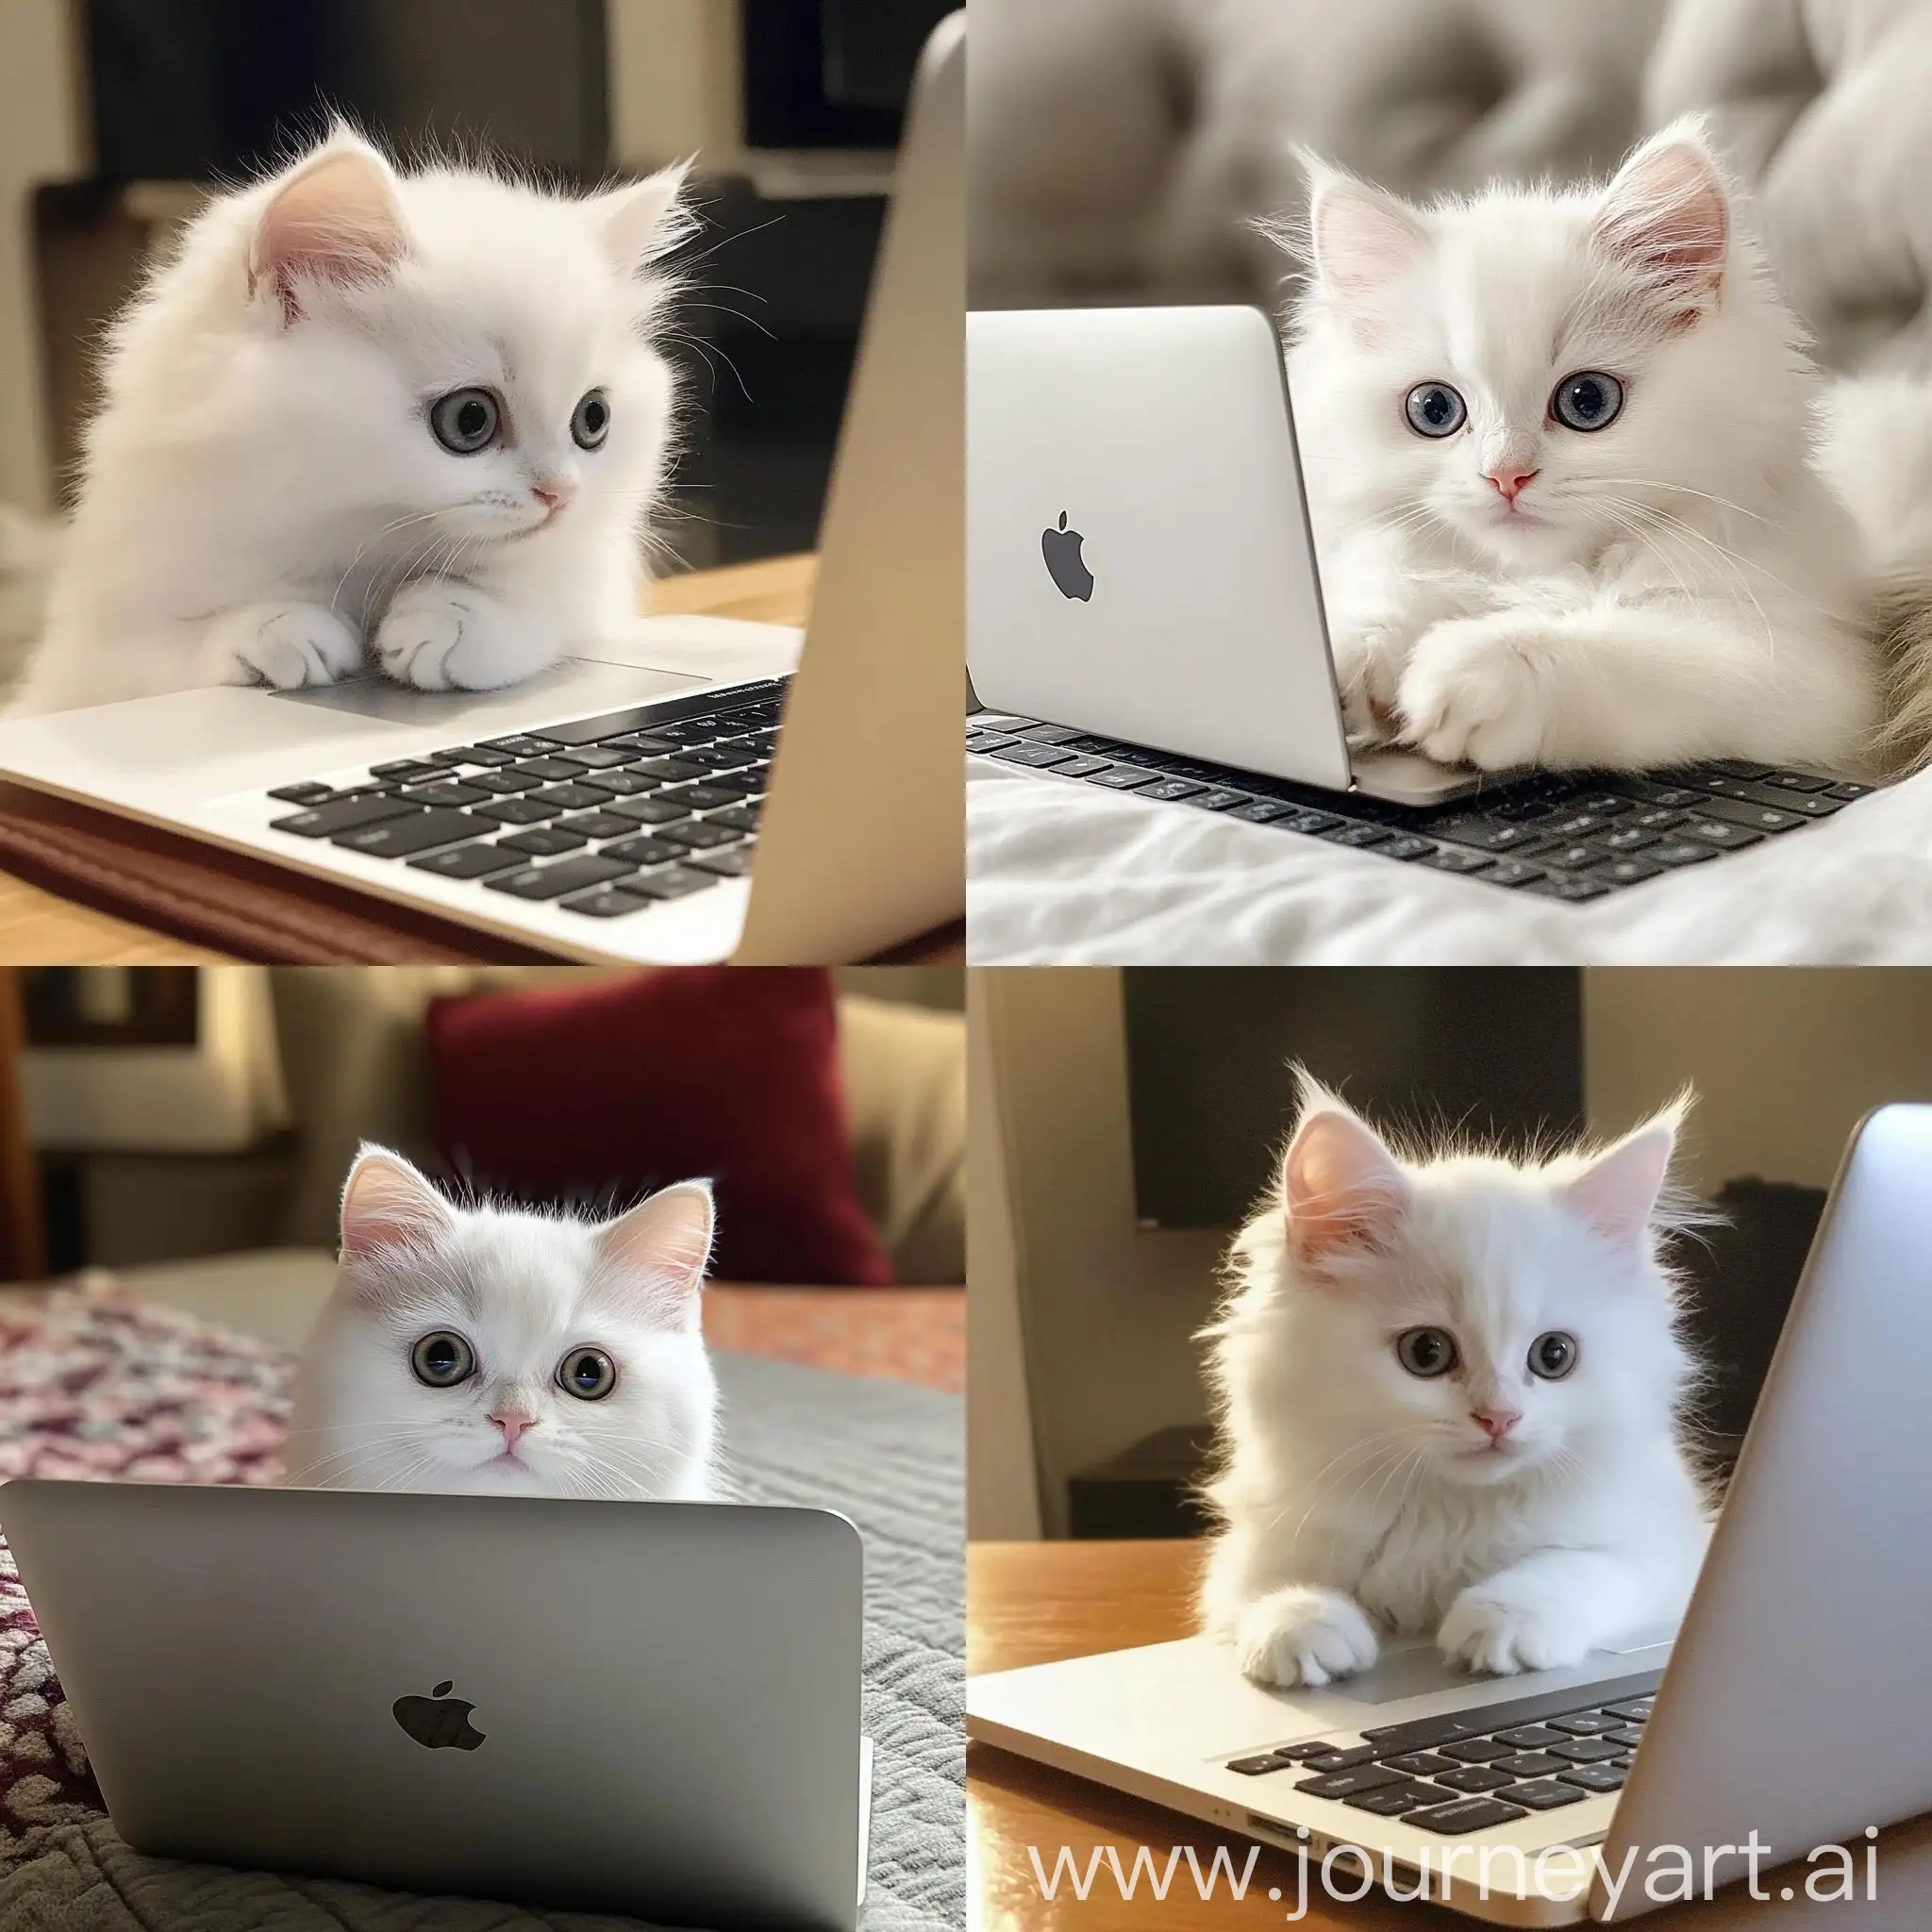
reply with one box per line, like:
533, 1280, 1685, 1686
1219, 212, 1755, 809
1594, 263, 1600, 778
14, 128, 690, 714
287, 1145, 720, 1501
1200, 1076, 1710, 1688
1284, 118, 1879, 774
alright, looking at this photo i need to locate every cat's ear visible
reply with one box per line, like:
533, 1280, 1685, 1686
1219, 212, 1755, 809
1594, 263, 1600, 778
1592, 120, 1729, 321
1298, 154, 1428, 304
596, 1180, 715, 1312
249, 136, 409, 324
1560, 1098, 1690, 1250
1280, 1079, 1408, 1272
340, 1145, 452, 1261
591, 161, 698, 277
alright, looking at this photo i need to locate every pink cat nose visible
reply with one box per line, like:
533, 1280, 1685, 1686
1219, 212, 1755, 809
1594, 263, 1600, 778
1485, 466, 1539, 505
1471, 1407, 1521, 1443
532, 481, 575, 514
490, 1409, 535, 1447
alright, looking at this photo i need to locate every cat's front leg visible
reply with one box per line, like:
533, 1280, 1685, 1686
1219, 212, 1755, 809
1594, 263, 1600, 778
1328, 575, 1494, 746
1231, 1584, 1381, 1689
374, 580, 560, 691
1438, 1549, 1657, 1676
1394, 612, 1557, 771
196, 602, 362, 691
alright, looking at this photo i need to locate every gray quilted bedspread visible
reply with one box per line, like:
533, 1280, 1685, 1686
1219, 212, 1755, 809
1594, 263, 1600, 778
0, 1310, 963, 1932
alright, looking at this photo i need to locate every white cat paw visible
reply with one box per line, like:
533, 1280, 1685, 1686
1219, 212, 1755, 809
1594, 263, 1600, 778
1395, 617, 1554, 771
1438, 1591, 1593, 1676
1235, 1589, 1380, 1689
375, 583, 555, 691
202, 602, 360, 690
1330, 622, 1411, 746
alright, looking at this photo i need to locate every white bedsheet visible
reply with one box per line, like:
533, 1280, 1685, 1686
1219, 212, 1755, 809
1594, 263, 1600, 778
968, 758, 1932, 963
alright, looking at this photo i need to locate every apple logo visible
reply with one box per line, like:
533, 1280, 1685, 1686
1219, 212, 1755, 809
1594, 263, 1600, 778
392, 1680, 487, 1751
1041, 511, 1094, 602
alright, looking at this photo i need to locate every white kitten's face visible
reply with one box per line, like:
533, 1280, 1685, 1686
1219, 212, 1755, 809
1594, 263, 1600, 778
288, 1152, 718, 1501
1291, 125, 1738, 573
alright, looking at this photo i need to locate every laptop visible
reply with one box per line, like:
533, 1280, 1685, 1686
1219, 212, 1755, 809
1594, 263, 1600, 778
0, 14, 963, 967
966, 303, 1873, 906
967, 1103, 1932, 1923
3, 1483, 869, 1932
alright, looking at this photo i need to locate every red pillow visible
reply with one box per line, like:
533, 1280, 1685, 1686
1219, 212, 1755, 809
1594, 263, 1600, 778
424, 969, 893, 1287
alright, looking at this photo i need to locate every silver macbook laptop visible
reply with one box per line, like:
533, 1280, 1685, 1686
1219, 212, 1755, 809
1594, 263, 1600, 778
966, 304, 1873, 906
0, 14, 963, 967
3, 1483, 869, 1932
967, 1103, 1932, 1923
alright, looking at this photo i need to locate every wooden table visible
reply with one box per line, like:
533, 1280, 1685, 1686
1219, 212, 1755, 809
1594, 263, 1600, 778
968, 1540, 1931, 1931
0, 555, 818, 963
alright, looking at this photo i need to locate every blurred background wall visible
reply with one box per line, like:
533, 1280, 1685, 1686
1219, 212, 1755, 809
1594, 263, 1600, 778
969, 966, 1932, 1539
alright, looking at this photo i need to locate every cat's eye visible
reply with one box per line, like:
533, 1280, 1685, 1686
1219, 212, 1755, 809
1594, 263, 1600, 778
1395, 1326, 1458, 1377
1404, 382, 1466, 439
1528, 1331, 1579, 1379
410, 1330, 475, 1388
428, 388, 502, 455
1550, 371, 1624, 432
557, 1346, 617, 1401
571, 389, 611, 451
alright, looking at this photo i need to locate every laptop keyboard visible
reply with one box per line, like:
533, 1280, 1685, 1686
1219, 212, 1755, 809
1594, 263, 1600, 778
1223, 1669, 1661, 1836
968, 716, 1871, 902
263, 679, 790, 920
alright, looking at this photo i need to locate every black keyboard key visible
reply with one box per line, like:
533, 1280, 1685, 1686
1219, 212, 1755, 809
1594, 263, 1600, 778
1268, 1741, 1339, 1763
603, 733, 683, 758
993, 742, 1080, 770
1603, 1699, 1655, 1723
267, 781, 333, 804
657, 820, 742, 852
627, 864, 717, 900
584, 768, 672, 799
1499, 1780, 1587, 1810
528, 783, 613, 812
1221, 795, 1295, 822
1825, 781, 1872, 801
1689, 796, 1804, 834
1084, 764, 1161, 791
609, 796, 692, 827
1558, 1764, 1628, 1793
1433, 1766, 1513, 1794
691, 846, 754, 878
1495, 1752, 1568, 1778
558, 888, 655, 919
1495, 1726, 1569, 1750
407, 841, 522, 880
1380, 1752, 1458, 1777
1540, 842, 1607, 873
1551, 1738, 1624, 1763
1344, 1781, 1447, 1818
1486, 859, 1549, 889
1605, 1726, 1647, 1750
682, 743, 761, 771
397, 780, 491, 808
1417, 845, 1493, 876
1524, 874, 1612, 902
368, 758, 450, 781
603, 835, 685, 868
1549, 1712, 1622, 1736
1227, 1756, 1285, 1776
561, 745, 637, 770
473, 797, 559, 826
1593, 858, 1663, 886
558, 812, 641, 841
511, 756, 591, 782
1624, 784, 1706, 809
1441, 1738, 1515, 1764
1324, 823, 1393, 850
1295, 1765, 1404, 1799
1052, 756, 1116, 780
1280, 809, 1345, 836
484, 855, 636, 901
1544, 812, 1616, 841
465, 769, 543, 794
476, 734, 557, 756
433, 743, 515, 768
1651, 839, 1720, 867
662, 783, 743, 812
1404, 1798, 1528, 1836
1762, 771, 1830, 791
708, 804, 761, 833
1383, 835, 1437, 861
1707, 759, 1775, 779
1603, 826, 1659, 852
967, 730, 1019, 755
499, 826, 588, 857
1431, 816, 1551, 853
332, 809, 480, 858
1140, 777, 1208, 803
1572, 792, 1636, 816
1631, 808, 1688, 833
1301, 1746, 1378, 1773
1182, 786, 1250, 811
1010, 723, 1087, 743
535, 703, 766, 748
1357, 1715, 1470, 1753
628, 757, 708, 784
272, 794, 418, 838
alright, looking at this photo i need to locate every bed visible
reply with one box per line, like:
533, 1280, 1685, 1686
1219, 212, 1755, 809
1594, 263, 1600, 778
0, 1286, 964, 1931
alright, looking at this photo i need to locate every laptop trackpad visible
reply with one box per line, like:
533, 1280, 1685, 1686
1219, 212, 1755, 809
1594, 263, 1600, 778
267, 658, 705, 725
1333, 1624, 1680, 1707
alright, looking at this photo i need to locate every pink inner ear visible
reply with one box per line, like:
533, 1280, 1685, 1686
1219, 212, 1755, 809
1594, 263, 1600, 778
1561, 1123, 1675, 1248
598, 1183, 715, 1305
1311, 176, 1427, 303
340, 1153, 449, 1260
249, 148, 408, 319
1593, 140, 1727, 308
1282, 1108, 1407, 1270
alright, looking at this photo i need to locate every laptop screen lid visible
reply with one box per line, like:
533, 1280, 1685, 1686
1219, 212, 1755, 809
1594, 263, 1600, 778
3, 1482, 863, 1932
967, 304, 1477, 807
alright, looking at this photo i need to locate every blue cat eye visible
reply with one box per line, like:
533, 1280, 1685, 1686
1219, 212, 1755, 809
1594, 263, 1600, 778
557, 1346, 617, 1401
1528, 1331, 1579, 1379
1404, 382, 1466, 439
429, 388, 501, 455
571, 389, 611, 451
1395, 1326, 1458, 1377
1551, 371, 1624, 432
410, 1329, 475, 1388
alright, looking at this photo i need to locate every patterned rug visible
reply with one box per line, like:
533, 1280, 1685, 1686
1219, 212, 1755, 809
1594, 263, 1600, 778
0, 1285, 964, 1929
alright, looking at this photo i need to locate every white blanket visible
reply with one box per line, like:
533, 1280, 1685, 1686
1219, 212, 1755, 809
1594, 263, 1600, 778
968, 759, 1932, 962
